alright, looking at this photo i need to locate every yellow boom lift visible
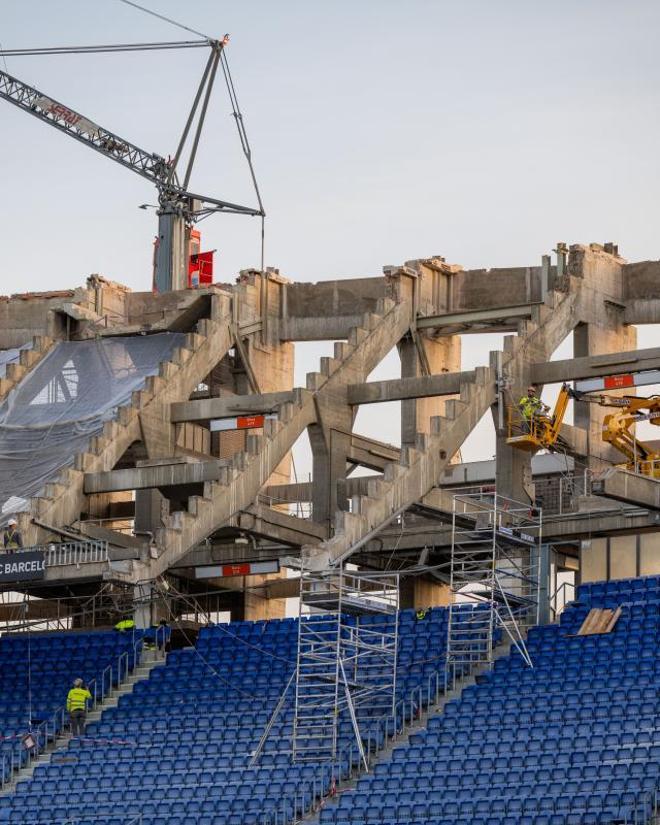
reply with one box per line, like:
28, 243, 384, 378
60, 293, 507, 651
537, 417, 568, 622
507, 383, 660, 478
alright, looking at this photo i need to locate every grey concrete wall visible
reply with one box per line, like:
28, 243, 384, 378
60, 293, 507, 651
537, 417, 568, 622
452, 266, 548, 310
622, 260, 660, 300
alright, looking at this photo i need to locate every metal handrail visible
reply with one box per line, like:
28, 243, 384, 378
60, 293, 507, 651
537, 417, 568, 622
549, 580, 576, 617
11, 540, 109, 566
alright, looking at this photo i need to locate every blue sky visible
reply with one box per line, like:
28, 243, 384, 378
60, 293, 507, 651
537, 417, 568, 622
1, 1, 658, 469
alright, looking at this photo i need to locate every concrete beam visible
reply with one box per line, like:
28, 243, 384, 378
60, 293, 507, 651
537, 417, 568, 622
347, 433, 401, 472
417, 304, 537, 335
348, 371, 476, 405
84, 459, 228, 494
592, 470, 660, 510
263, 477, 373, 504
531, 345, 660, 385
236, 503, 328, 546
625, 299, 660, 325
170, 391, 298, 423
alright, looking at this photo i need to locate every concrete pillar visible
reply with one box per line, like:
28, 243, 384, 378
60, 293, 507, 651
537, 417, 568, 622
573, 321, 637, 469
309, 422, 352, 528
398, 333, 461, 447
493, 428, 535, 503
400, 577, 452, 610
247, 338, 295, 490
134, 489, 166, 538
534, 544, 551, 626
213, 571, 288, 621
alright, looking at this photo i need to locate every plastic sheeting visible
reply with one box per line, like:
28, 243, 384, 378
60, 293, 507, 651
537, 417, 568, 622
0, 333, 185, 518
0, 345, 28, 379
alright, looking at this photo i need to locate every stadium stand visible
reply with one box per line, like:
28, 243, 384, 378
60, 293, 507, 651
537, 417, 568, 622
0, 629, 143, 782
321, 574, 660, 825
1, 578, 656, 825
0, 605, 491, 825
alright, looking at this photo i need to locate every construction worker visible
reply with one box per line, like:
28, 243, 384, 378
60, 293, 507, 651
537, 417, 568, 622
3, 519, 23, 551
66, 678, 92, 737
518, 386, 548, 430
415, 608, 428, 621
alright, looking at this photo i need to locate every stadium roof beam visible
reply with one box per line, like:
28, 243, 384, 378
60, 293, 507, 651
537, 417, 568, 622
170, 391, 299, 422
347, 345, 660, 408
531, 345, 660, 385
416, 304, 537, 335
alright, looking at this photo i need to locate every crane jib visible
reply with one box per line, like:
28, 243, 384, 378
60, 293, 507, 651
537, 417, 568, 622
34, 96, 101, 140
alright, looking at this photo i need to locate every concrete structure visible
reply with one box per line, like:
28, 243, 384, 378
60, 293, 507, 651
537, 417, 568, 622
2, 243, 660, 627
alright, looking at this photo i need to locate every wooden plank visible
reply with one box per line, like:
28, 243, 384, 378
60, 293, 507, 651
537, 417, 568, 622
604, 605, 622, 633
578, 606, 621, 635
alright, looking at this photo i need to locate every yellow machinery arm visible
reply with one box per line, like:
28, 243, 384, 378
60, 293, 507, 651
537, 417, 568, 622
599, 396, 660, 478
507, 383, 660, 477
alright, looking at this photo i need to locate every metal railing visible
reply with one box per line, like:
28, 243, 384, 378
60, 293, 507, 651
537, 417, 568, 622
549, 580, 576, 618
12, 540, 109, 567
0, 625, 167, 792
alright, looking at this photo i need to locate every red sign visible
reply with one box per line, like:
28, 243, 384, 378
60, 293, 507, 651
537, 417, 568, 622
222, 563, 250, 577
236, 415, 265, 429
604, 374, 634, 389
188, 250, 214, 288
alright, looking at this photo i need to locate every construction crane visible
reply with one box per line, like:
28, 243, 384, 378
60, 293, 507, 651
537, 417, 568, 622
507, 383, 660, 478
0, 35, 264, 293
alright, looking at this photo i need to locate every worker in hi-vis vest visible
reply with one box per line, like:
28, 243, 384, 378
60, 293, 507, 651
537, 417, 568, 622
518, 386, 548, 429
2, 518, 23, 551
67, 678, 92, 737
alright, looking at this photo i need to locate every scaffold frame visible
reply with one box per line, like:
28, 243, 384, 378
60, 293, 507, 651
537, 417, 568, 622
445, 491, 542, 689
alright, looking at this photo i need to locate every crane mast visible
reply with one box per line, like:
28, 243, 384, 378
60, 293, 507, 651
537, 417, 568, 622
0, 38, 263, 292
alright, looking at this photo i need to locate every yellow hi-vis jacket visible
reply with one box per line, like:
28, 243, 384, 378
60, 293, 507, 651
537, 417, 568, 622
114, 619, 135, 632
66, 687, 92, 713
519, 395, 542, 420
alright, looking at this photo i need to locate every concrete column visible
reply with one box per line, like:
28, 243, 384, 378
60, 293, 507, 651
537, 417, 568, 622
212, 571, 288, 621
533, 544, 551, 626
134, 489, 166, 539
309, 423, 352, 528
248, 338, 295, 490
573, 321, 637, 469
398, 334, 461, 447
400, 577, 452, 610
492, 428, 535, 503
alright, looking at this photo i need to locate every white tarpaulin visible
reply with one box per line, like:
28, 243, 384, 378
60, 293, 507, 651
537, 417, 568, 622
0, 344, 29, 379
0, 334, 184, 519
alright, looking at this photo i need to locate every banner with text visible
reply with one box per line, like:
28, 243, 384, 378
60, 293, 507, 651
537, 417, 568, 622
0, 550, 47, 582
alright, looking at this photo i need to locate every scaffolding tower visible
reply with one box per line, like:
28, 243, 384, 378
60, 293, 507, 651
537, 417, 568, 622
445, 492, 541, 688
291, 565, 399, 768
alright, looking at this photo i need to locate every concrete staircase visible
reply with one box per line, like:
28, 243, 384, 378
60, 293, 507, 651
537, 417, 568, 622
0, 651, 164, 797
24, 292, 234, 547
0, 335, 54, 403
306, 287, 581, 569
150, 298, 413, 575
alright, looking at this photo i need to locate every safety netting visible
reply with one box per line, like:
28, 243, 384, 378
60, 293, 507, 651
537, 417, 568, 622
0, 333, 185, 519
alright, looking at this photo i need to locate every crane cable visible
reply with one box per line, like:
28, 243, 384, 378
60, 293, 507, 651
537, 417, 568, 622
116, 0, 211, 41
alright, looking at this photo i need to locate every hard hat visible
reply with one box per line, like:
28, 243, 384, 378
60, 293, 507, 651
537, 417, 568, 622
7, 518, 17, 526
73, 678, 83, 687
